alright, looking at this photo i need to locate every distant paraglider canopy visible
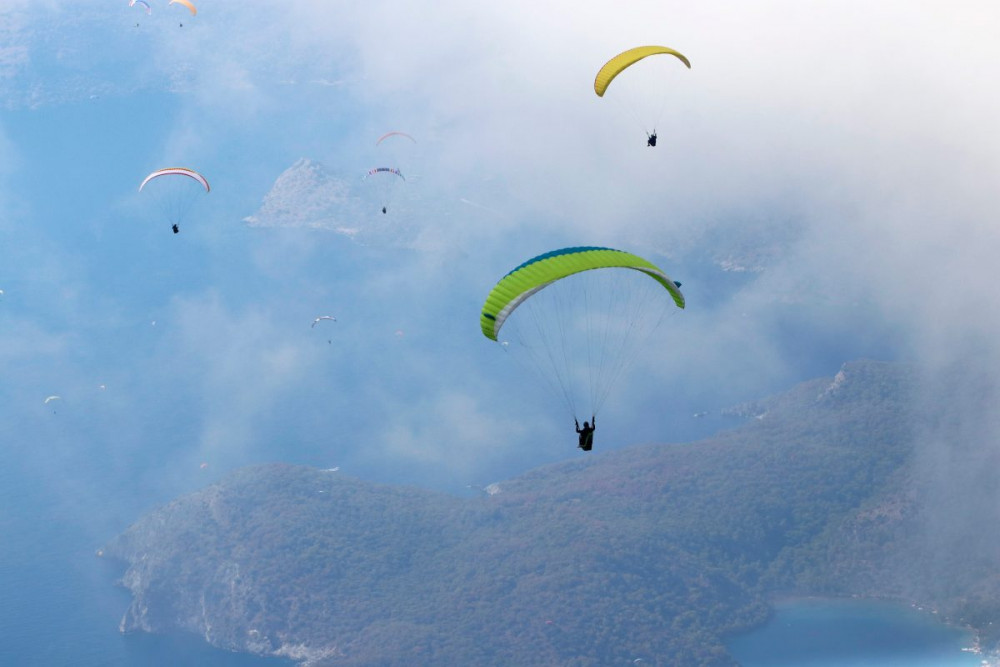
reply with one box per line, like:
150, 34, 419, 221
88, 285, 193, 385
364, 167, 405, 214
139, 168, 209, 194
312, 315, 336, 344
129, 0, 152, 15
365, 167, 404, 181
139, 167, 210, 233
168, 0, 197, 15
374, 133, 419, 210
375, 131, 416, 147
311, 315, 336, 328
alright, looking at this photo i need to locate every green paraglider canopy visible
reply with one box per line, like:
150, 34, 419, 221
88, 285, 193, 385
481, 246, 684, 341
480, 246, 685, 420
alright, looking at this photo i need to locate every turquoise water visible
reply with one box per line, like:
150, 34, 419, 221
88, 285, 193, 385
0, 437, 292, 667
727, 598, 982, 667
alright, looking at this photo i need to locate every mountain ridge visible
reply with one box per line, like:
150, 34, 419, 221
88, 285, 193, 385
103, 359, 999, 666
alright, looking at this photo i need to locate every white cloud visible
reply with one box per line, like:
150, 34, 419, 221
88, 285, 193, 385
376, 390, 529, 476
5, 0, 1000, 493
239, 0, 1000, 473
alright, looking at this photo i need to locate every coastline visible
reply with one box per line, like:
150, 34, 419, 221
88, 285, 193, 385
727, 594, 991, 666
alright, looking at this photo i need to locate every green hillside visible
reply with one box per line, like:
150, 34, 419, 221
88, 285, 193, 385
104, 360, 999, 665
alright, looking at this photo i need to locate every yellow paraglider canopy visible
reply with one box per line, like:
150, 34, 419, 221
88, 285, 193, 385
594, 46, 690, 97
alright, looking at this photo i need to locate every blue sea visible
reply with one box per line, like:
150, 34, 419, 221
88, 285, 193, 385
727, 598, 982, 667
0, 435, 292, 667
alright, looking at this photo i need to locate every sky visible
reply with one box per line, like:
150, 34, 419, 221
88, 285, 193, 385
1, 0, 999, 537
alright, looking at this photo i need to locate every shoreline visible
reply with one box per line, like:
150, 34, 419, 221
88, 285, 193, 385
728, 594, 994, 665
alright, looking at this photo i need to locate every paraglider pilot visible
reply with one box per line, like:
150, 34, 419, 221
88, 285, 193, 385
172, 224, 179, 234
575, 416, 596, 452
647, 131, 657, 147
382, 206, 387, 214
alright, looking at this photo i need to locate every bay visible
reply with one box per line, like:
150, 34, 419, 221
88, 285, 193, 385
727, 598, 982, 667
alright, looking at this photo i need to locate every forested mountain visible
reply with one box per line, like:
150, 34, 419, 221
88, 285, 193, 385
103, 360, 1000, 666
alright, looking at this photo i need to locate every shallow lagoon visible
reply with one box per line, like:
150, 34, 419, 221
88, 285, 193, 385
727, 598, 982, 667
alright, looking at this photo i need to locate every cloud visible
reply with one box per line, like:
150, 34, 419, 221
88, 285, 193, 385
0, 43, 29, 82
0, 5, 131, 107
378, 391, 510, 468
212, 0, 1000, 482
5, 0, 1000, 501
